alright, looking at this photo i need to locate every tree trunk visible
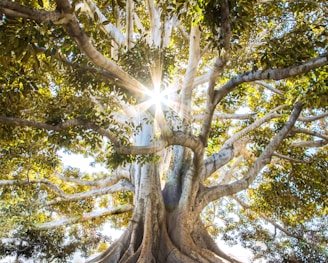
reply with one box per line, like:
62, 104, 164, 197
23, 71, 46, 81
86, 100, 239, 263
87, 157, 240, 263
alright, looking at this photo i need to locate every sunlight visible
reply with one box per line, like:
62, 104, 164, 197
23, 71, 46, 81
149, 86, 166, 106
148, 85, 168, 108
138, 84, 170, 114
134, 83, 176, 133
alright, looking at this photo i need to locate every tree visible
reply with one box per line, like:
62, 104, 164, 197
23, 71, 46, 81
0, 0, 327, 262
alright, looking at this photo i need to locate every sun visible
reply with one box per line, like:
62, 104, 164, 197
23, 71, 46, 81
135, 81, 180, 120
148, 86, 167, 107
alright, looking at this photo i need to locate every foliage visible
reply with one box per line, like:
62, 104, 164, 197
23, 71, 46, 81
0, 0, 327, 262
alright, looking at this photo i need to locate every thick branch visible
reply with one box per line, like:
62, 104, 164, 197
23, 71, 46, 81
198, 102, 303, 209
220, 0, 232, 52
82, 0, 126, 46
205, 0, 231, 100
54, 0, 147, 97
1, 0, 147, 96
180, 25, 201, 121
0, 0, 62, 23
0, 115, 161, 154
213, 53, 328, 105
0, 115, 205, 156
118, 140, 168, 155
162, 14, 177, 48
126, 0, 134, 49
201, 145, 235, 181
202, 106, 284, 180
193, 72, 211, 87
36, 204, 133, 230
146, 0, 161, 47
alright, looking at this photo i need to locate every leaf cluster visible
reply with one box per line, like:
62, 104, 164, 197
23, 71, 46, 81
118, 39, 176, 87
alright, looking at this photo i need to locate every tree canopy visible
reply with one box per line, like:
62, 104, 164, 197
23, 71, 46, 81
0, 0, 327, 262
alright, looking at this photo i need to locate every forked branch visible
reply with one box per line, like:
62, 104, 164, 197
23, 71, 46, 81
197, 102, 303, 210
202, 105, 285, 180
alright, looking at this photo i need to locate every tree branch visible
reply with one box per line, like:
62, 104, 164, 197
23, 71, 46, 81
194, 112, 256, 121
204, 0, 231, 101
146, 0, 161, 47
291, 139, 327, 148
1, 0, 148, 97
0, 116, 121, 146
254, 81, 284, 95
272, 152, 311, 163
231, 196, 300, 239
197, 102, 303, 209
126, 0, 134, 49
82, 0, 126, 47
55, 167, 130, 187
193, 72, 211, 87
36, 204, 133, 230
292, 127, 328, 141
0, 179, 134, 205
224, 105, 285, 147
47, 179, 134, 205
117, 140, 168, 155
213, 53, 328, 105
0, 0, 62, 23
177, 23, 189, 41
162, 14, 178, 48
220, 0, 232, 52
199, 57, 228, 147
216, 156, 244, 185
180, 25, 201, 121
201, 106, 284, 180
53, 0, 148, 97
133, 12, 145, 35
0, 115, 205, 155
298, 112, 328, 122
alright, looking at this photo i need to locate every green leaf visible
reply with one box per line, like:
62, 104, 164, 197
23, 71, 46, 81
102, 20, 111, 26
38, 0, 44, 7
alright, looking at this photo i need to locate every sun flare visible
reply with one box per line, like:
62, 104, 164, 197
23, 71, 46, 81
149, 87, 167, 107
135, 81, 180, 122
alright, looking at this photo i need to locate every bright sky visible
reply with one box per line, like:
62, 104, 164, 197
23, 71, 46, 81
59, 150, 108, 174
